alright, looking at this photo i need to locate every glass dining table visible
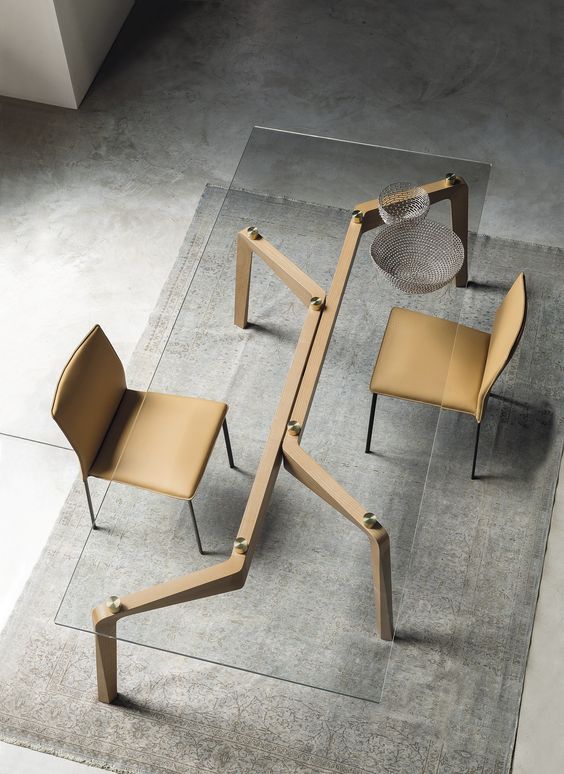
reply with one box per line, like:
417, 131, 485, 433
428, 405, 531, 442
55, 127, 492, 705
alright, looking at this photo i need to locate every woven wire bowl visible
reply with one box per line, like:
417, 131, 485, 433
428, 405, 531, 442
378, 181, 430, 225
370, 219, 464, 294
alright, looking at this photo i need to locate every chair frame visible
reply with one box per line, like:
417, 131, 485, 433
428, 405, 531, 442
91, 174, 469, 703
85, 417, 235, 554
366, 393, 485, 478
365, 277, 527, 479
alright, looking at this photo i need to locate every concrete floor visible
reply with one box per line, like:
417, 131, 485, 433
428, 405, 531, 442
0, 1, 562, 771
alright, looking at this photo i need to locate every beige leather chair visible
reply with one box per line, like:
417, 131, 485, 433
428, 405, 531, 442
52, 325, 235, 552
366, 274, 527, 478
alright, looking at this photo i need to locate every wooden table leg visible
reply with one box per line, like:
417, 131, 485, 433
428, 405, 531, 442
283, 436, 393, 641
371, 539, 393, 641
94, 619, 118, 703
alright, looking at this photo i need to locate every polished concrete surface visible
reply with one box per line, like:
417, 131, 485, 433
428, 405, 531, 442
512, 471, 564, 774
0, 0, 562, 771
0, 743, 93, 774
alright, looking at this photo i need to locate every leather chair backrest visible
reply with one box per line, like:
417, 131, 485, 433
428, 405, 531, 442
476, 273, 527, 420
51, 325, 126, 479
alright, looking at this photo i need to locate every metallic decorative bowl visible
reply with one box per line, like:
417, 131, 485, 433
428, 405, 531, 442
378, 181, 430, 225
370, 219, 464, 294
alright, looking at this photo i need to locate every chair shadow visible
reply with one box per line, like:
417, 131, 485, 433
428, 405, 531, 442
231, 466, 255, 478
466, 280, 507, 292
91, 524, 111, 534
486, 396, 556, 477
489, 392, 529, 409
419, 394, 556, 485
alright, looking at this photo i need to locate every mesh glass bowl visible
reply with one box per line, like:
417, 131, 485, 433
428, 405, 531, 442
378, 181, 430, 225
370, 220, 464, 294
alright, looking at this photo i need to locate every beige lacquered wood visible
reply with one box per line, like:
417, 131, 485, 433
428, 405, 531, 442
234, 230, 325, 328
92, 176, 467, 703
93, 294, 324, 701
290, 217, 364, 429
234, 305, 323, 560
95, 620, 117, 704
283, 435, 393, 640
234, 233, 253, 329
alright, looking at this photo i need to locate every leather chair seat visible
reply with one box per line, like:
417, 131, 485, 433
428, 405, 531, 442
90, 390, 228, 499
370, 307, 491, 416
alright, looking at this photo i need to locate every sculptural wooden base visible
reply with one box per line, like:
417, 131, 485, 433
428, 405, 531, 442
93, 175, 468, 702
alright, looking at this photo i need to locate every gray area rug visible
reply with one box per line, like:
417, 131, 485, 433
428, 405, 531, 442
0, 186, 563, 773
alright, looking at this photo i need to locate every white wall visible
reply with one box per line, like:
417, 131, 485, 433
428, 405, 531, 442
0, 0, 75, 108
0, 0, 134, 109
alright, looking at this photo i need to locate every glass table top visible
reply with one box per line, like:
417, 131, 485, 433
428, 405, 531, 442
55, 128, 492, 702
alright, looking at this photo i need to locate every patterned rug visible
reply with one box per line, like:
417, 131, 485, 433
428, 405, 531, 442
0, 186, 562, 773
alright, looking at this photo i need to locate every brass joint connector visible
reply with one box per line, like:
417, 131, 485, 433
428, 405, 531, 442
362, 512, 380, 529
234, 537, 248, 554
106, 595, 122, 614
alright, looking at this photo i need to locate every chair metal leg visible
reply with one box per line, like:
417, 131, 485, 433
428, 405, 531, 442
188, 499, 204, 555
471, 422, 481, 480
84, 479, 98, 529
365, 393, 377, 454
222, 419, 235, 469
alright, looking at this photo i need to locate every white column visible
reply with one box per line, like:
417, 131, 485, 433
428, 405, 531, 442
0, 0, 134, 109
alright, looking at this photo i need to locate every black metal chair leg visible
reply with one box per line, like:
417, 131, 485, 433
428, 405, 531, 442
471, 422, 481, 480
365, 393, 377, 454
84, 479, 98, 529
188, 499, 204, 554
222, 419, 235, 469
